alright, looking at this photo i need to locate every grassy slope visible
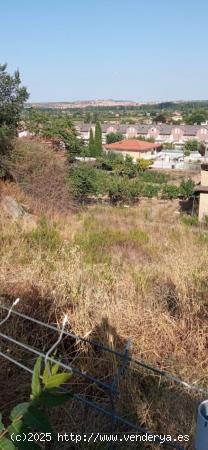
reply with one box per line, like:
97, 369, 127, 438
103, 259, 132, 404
0, 141, 207, 448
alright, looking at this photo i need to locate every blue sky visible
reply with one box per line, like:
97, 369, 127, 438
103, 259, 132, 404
1, 0, 208, 102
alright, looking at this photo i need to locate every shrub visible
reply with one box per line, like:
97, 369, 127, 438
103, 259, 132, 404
137, 171, 169, 184
108, 177, 140, 204
8, 140, 73, 213
96, 152, 124, 171
106, 132, 124, 144
25, 216, 61, 251
161, 184, 180, 199
179, 179, 195, 198
70, 163, 100, 200
184, 139, 199, 154
142, 183, 160, 198
114, 155, 138, 178
136, 159, 153, 172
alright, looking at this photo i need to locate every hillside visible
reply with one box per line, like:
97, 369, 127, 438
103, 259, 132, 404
0, 140, 208, 449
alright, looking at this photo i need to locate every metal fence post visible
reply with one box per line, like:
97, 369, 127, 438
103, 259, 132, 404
107, 339, 131, 449
195, 400, 208, 450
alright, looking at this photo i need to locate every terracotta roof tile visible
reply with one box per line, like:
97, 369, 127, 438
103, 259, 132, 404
104, 139, 161, 153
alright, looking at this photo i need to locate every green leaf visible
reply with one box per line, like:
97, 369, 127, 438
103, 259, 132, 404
17, 442, 41, 450
42, 366, 50, 387
0, 414, 5, 432
8, 422, 41, 450
51, 362, 60, 375
0, 436, 16, 450
39, 390, 73, 407
31, 357, 42, 398
45, 372, 72, 389
23, 407, 53, 434
8, 419, 23, 436
10, 403, 30, 421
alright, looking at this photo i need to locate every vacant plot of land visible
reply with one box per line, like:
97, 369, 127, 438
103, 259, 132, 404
1, 183, 208, 448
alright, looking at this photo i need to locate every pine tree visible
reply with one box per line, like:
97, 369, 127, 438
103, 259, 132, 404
88, 128, 95, 156
94, 121, 102, 156
0, 64, 29, 175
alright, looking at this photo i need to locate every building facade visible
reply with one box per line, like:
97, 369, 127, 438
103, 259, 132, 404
75, 123, 208, 145
104, 140, 162, 161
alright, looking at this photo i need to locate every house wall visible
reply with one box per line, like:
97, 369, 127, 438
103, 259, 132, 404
78, 124, 208, 145
126, 126, 137, 138
199, 193, 208, 221
105, 150, 154, 161
148, 127, 159, 139
197, 128, 208, 142
201, 170, 208, 186
171, 127, 184, 142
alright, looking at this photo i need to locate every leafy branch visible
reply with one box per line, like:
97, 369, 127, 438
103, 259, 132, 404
0, 357, 73, 449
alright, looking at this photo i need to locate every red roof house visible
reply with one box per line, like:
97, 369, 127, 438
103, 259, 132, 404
104, 139, 162, 160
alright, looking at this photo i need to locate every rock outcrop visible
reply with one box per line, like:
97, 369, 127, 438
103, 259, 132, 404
1, 195, 37, 229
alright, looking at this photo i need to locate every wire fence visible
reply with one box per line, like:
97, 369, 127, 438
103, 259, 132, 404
0, 301, 205, 450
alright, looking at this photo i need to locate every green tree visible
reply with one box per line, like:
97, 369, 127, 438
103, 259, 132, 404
88, 127, 95, 156
185, 109, 208, 125
70, 163, 99, 201
106, 132, 124, 144
94, 121, 102, 156
184, 139, 198, 156
25, 109, 80, 161
154, 113, 167, 123
84, 111, 91, 123
0, 63, 29, 174
92, 112, 99, 123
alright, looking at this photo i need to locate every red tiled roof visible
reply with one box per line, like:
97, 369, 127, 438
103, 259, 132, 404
104, 139, 161, 153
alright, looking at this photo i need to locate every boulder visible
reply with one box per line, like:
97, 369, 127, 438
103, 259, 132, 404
1, 195, 37, 229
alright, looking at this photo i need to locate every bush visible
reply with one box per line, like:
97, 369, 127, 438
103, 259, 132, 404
25, 216, 62, 251
96, 152, 124, 171
179, 179, 195, 198
142, 183, 160, 198
114, 155, 138, 178
184, 139, 198, 154
137, 171, 169, 184
106, 132, 124, 144
8, 140, 73, 213
136, 159, 153, 171
108, 177, 140, 204
161, 184, 180, 199
70, 163, 100, 200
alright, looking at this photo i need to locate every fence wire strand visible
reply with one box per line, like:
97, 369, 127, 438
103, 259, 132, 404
0, 302, 203, 450
0, 303, 207, 396
0, 349, 185, 450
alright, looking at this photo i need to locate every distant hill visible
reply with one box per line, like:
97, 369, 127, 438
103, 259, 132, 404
26, 99, 157, 109
25, 99, 208, 111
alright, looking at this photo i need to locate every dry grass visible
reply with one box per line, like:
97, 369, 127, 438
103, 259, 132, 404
0, 142, 208, 448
